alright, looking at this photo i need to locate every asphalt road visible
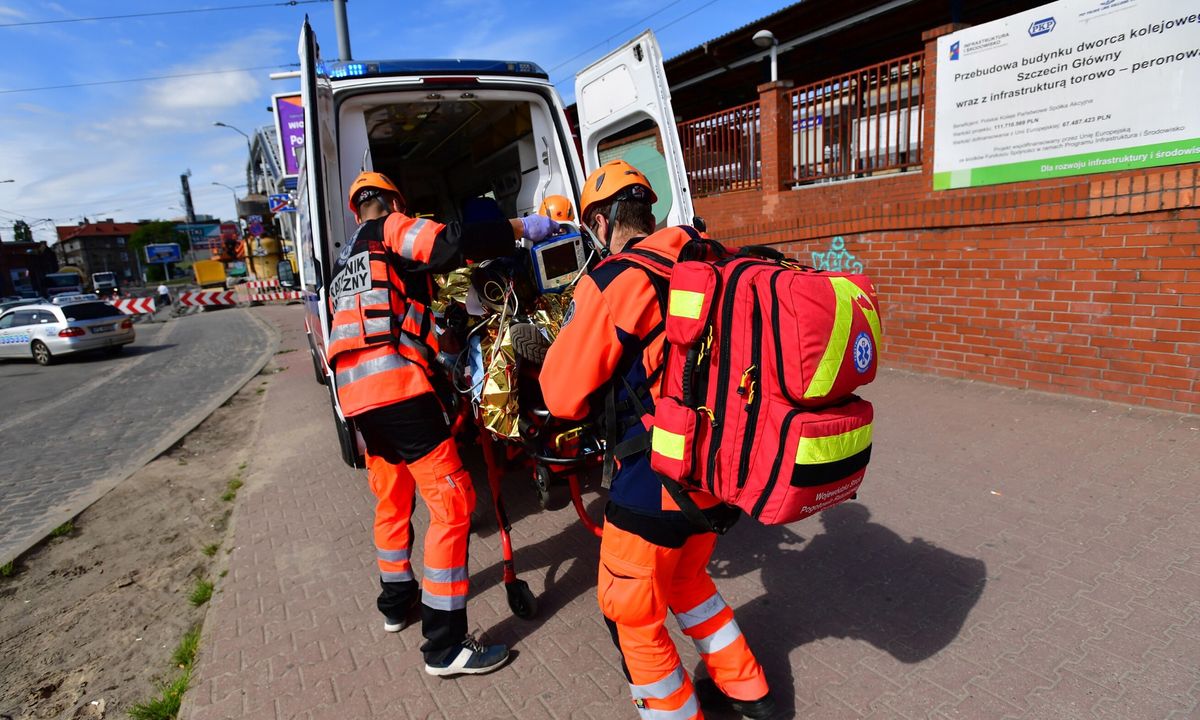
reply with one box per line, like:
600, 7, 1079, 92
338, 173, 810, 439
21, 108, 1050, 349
0, 308, 276, 564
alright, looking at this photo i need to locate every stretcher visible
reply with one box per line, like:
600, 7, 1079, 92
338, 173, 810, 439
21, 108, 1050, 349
437, 244, 604, 620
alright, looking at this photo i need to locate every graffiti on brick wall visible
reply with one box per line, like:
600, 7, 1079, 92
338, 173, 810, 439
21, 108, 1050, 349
811, 236, 863, 273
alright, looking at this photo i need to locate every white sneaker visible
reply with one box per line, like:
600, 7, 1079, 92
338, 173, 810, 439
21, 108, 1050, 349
424, 635, 510, 677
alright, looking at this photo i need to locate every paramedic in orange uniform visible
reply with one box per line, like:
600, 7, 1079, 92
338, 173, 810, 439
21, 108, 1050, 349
539, 161, 774, 718
328, 171, 557, 676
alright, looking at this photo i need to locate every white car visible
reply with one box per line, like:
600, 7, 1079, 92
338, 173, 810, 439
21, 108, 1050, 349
0, 295, 135, 365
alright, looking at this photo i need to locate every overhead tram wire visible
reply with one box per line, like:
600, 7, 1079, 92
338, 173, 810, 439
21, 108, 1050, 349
0, 64, 298, 95
0, 0, 329, 29
549, 0, 725, 86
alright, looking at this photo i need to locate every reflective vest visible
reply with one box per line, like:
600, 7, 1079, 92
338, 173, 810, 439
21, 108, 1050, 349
326, 216, 442, 417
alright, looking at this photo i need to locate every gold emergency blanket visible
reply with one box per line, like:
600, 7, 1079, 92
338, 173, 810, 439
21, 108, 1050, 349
436, 266, 575, 440
432, 268, 473, 314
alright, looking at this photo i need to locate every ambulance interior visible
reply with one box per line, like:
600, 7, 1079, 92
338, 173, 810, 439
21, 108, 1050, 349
336, 91, 579, 242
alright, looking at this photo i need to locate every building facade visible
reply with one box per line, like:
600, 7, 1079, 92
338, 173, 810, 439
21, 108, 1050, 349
55, 220, 142, 286
653, 1, 1199, 415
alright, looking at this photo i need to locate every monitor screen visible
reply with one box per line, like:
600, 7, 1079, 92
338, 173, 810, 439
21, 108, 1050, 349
541, 240, 580, 280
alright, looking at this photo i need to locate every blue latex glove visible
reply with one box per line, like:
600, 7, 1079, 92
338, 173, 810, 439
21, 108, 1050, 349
521, 214, 559, 243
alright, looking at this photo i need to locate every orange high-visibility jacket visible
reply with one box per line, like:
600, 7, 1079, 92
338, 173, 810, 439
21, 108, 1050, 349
541, 226, 723, 518
327, 214, 444, 416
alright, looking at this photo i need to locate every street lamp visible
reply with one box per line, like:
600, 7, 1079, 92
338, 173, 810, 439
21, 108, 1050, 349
212, 121, 252, 153
212, 181, 240, 212
753, 29, 779, 83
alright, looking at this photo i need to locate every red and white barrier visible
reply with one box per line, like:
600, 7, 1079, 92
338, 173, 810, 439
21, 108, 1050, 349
178, 290, 237, 307
246, 279, 281, 291
249, 291, 304, 303
112, 298, 157, 315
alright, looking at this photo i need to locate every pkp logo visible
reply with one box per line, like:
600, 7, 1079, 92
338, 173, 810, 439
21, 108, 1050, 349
1028, 17, 1056, 36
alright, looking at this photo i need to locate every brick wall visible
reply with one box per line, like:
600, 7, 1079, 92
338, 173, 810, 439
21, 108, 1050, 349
690, 25, 1200, 415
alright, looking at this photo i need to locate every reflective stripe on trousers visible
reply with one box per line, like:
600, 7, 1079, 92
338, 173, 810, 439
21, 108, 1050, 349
377, 546, 413, 582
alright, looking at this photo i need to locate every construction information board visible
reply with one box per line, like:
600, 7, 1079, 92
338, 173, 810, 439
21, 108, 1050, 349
933, 0, 1200, 190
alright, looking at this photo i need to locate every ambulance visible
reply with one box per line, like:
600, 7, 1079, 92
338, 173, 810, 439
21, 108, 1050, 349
293, 19, 694, 467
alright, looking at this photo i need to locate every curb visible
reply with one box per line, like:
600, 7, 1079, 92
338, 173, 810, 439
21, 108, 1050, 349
0, 308, 282, 567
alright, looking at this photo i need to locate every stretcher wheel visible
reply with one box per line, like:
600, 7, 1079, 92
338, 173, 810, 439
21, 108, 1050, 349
533, 465, 553, 510
506, 579, 537, 619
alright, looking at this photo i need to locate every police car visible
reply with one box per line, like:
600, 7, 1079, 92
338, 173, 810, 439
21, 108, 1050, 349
0, 294, 135, 365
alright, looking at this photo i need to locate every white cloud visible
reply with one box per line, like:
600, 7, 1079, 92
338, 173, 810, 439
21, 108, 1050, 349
0, 27, 292, 241
145, 69, 262, 111
0, 5, 26, 20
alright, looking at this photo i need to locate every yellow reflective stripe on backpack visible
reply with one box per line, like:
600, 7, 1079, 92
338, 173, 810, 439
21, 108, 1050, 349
651, 426, 686, 461
804, 277, 881, 399
795, 423, 872, 465
668, 289, 705, 320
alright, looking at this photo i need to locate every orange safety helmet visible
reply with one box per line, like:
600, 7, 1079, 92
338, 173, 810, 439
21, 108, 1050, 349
347, 171, 405, 219
579, 159, 657, 223
538, 194, 575, 222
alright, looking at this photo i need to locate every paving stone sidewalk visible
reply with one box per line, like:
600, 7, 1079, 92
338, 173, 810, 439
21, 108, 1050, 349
183, 305, 1199, 720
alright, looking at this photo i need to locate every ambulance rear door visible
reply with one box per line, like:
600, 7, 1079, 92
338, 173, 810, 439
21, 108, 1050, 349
298, 18, 343, 343
299, 18, 364, 469
574, 30, 694, 228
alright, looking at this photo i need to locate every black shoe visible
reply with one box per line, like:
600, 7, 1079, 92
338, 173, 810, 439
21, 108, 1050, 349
424, 634, 510, 677
509, 322, 551, 365
693, 677, 777, 719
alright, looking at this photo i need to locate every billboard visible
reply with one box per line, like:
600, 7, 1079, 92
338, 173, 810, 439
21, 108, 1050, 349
273, 93, 304, 177
145, 243, 182, 263
934, 0, 1200, 190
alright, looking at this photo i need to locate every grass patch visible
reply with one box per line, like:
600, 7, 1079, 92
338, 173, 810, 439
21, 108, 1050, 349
255, 387, 266, 395
220, 477, 244, 502
219, 569, 228, 578
50, 521, 74, 538
189, 579, 213, 607
172, 626, 202, 669
127, 669, 190, 720
238, 461, 248, 472
275, 347, 297, 354
1, 561, 15, 578
201, 543, 220, 557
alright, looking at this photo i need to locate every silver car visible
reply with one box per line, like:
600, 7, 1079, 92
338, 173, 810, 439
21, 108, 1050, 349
0, 296, 135, 365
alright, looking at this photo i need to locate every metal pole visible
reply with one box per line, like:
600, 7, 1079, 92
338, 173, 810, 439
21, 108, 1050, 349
770, 44, 778, 84
334, 0, 352, 61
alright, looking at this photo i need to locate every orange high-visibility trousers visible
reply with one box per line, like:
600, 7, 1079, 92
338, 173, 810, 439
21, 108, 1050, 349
364, 437, 476, 653
367, 453, 417, 587
599, 522, 769, 720
405, 436, 475, 648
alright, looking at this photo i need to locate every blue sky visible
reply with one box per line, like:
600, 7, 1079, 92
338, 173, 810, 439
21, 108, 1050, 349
0, 0, 794, 245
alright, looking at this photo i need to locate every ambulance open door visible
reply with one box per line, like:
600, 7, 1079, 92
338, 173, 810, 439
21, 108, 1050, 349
299, 18, 364, 469
574, 30, 694, 229
298, 18, 343, 337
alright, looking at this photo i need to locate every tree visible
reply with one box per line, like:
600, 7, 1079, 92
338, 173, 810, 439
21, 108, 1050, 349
12, 220, 33, 243
130, 221, 187, 282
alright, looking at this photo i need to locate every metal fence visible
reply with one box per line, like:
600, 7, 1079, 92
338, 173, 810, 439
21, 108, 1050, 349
679, 100, 762, 197
787, 52, 924, 185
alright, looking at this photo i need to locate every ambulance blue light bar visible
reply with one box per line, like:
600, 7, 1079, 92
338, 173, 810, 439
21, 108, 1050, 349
322, 59, 547, 80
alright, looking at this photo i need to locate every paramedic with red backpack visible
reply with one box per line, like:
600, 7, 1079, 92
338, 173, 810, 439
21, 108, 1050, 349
539, 160, 775, 719
330, 171, 557, 676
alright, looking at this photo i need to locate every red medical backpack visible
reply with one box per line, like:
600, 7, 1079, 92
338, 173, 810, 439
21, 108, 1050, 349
616, 235, 881, 525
